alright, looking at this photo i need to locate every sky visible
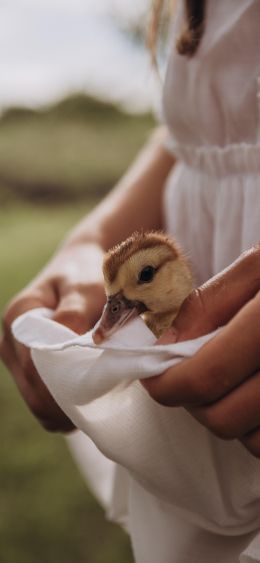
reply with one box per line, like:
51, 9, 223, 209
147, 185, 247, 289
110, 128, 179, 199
0, 0, 161, 112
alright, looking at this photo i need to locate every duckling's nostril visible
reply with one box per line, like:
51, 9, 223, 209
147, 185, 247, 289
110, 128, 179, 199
111, 303, 120, 314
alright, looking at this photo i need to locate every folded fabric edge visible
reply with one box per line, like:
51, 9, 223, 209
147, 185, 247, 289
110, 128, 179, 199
12, 307, 221, 357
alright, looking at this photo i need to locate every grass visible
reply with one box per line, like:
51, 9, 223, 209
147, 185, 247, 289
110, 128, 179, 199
0, 201, 96, 291
0, 201, 134, 563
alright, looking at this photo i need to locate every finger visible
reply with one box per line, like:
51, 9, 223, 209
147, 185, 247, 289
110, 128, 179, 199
1, 334, 74, 432
159, 244, 260, 344
144, 293, 260, 406
1, 291, 52, 376
188, 371, 260, 440
1, 285, 58, 356
53, 287, 105, 334
1, 291, 74, 432
2, 285, 57, 326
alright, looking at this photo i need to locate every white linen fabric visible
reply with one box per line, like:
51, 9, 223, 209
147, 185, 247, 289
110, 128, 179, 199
12, 303, 260, 563
12, 1, 260, 561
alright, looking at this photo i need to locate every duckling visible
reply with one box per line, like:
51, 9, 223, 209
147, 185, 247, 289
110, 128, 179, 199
92, 231, 192, 343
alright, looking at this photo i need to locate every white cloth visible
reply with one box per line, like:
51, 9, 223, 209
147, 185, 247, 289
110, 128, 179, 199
12, 307, 260, 563
12, 1, 260, 561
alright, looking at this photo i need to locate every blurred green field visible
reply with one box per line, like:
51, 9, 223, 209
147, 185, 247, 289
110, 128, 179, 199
0, 94, 155, 562
0, 201, 134, 563
0, 94, 154, 203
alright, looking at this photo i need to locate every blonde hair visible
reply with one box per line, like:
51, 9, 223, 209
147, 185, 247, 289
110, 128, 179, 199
148, 0, 206, 66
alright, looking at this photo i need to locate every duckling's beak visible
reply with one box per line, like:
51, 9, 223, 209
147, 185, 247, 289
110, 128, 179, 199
92, 293, 144, 344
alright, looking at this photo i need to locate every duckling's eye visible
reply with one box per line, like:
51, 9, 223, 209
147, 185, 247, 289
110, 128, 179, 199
138, 265, 156, 284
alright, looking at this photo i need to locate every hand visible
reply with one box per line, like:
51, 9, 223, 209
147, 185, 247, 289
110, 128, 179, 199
0, 241, 106, 432
143, 245, 260, 458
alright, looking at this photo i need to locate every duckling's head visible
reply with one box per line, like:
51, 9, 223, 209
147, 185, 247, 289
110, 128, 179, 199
92, 231, 192, 343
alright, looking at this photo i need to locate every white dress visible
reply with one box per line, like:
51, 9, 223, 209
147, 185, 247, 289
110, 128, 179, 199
162, 0, 260, 285
23, 2, 260, 562
127, 2, 260, 561
65, 2, 260, 560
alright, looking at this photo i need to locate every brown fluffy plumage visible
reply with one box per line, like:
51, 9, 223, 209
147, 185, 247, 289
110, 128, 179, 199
103, 231, 180, 283
93, 231, 192, 342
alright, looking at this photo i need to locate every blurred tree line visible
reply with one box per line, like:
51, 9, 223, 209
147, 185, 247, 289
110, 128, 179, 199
0, 93, 154, 204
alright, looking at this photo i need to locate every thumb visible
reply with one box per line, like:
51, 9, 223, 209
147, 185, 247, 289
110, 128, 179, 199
159, 246, 260, 344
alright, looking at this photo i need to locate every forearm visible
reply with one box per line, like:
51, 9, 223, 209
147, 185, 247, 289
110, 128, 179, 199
64, 127, 176, 252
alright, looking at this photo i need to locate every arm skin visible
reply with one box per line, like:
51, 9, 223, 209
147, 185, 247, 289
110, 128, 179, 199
143, 245, 260, 459
0, 128, 175, 432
